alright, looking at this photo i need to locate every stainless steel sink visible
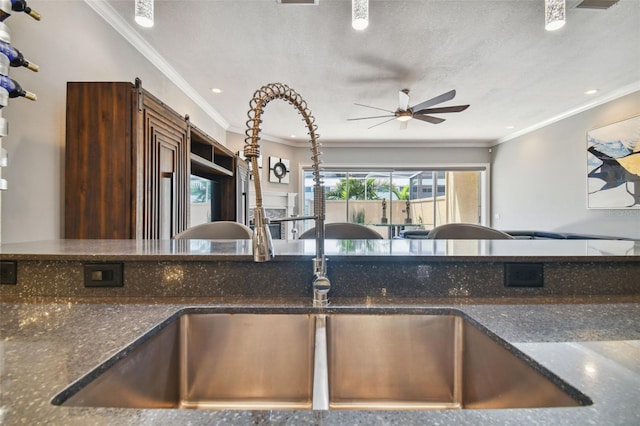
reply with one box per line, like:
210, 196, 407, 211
326, 314, 588, 410
52, 308, 591, 411
54, 312, 316, 410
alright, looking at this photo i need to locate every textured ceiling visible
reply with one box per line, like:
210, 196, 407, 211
102, 0, 640, 146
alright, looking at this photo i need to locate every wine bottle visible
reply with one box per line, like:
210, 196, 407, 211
0, 40, 38, 71
0, 74, 36, 100
10, 0, 40, 21
0, 0, 10, 22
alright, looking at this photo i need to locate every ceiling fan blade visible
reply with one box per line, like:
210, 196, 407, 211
348, 114, 395, 121
398, 90, 410, 111
399, 120, 409, 130
414, 104, 470, 114
409, 89, 456, 112
368, 117, 397, 129
354, 103, 395, 114
413, 115, 446, 124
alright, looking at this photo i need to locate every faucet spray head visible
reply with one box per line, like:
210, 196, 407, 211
252, 207, 274, 262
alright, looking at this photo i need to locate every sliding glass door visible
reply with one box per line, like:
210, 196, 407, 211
302, 167, 486, 238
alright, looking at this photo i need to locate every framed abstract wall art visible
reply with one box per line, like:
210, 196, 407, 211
587, 115, 640, 209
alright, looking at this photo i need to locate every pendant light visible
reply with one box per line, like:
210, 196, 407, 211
135, 0, 154, 28
352, 0, 369, 31
545, 0, 566, 31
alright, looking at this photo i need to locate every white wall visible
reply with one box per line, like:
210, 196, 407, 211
1, 1, 227, 243
225, 133, 491, 217
309, 145, 490, 168
491, 91, 640, 239
226, 132, 299, 197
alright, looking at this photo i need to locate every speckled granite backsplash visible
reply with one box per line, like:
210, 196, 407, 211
3, 259, 639, 299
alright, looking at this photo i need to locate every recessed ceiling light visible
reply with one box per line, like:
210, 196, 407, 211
211, 88, 223, 94
585, 89, 599, 95
506, 125, 515, 129
290, 134, 297, 138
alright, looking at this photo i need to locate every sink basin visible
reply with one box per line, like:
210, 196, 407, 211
54, 312, 316, 410
52, 308, 591, 411
326, 314, 588, 410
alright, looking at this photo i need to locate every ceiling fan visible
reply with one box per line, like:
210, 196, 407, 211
348, 89, 470, 129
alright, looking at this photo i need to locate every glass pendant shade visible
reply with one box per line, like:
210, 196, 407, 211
545, 0, 566, 31
135, 0, 154, 28
352, 0, 369, 30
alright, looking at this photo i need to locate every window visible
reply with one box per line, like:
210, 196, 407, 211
189, 174, 214, 227
302, 167, 486, 238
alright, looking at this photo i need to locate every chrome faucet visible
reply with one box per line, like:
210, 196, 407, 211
244, 83, 330, 306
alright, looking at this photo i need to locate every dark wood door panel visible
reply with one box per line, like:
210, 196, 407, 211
65, 81, 234, 240
140, 102, 188, 238
65, 82, 135, 238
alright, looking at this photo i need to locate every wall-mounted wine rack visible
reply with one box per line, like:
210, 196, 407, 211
0, 0, 40, 192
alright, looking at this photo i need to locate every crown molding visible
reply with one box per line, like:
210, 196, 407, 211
494, 81, 640, 145
84, 0, 229, 130
227, 125, 493, 149
316, 139, 494, 149
227, 125, 304, 147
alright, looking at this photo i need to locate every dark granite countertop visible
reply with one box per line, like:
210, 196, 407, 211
2, 238, 640, 261
3, 239, 640, 300
1, 297, 639, 425
1, 239, 639, 424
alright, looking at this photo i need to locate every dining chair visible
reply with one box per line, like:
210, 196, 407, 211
426, 223, 514, 239
298, 222, 383, 239
173, 221, 253, 239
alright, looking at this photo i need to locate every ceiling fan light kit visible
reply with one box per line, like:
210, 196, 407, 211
134, 0, 154, 28
545, 0, 566, 31
352, 0, 369, 30
349, 89, 470, 130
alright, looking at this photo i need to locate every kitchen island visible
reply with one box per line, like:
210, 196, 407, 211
1, 239, 639, 425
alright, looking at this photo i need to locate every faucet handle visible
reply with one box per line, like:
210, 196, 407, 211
313, 275, 331, 307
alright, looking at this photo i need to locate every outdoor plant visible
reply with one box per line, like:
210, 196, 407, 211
326, 178, 389, 200
351, 208, 365, 224
393, 184, 410, 200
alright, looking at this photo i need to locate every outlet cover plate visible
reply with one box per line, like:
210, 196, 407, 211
1, 261, 17, 285
84, 263, 124, 287
504, 262, 544, 287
